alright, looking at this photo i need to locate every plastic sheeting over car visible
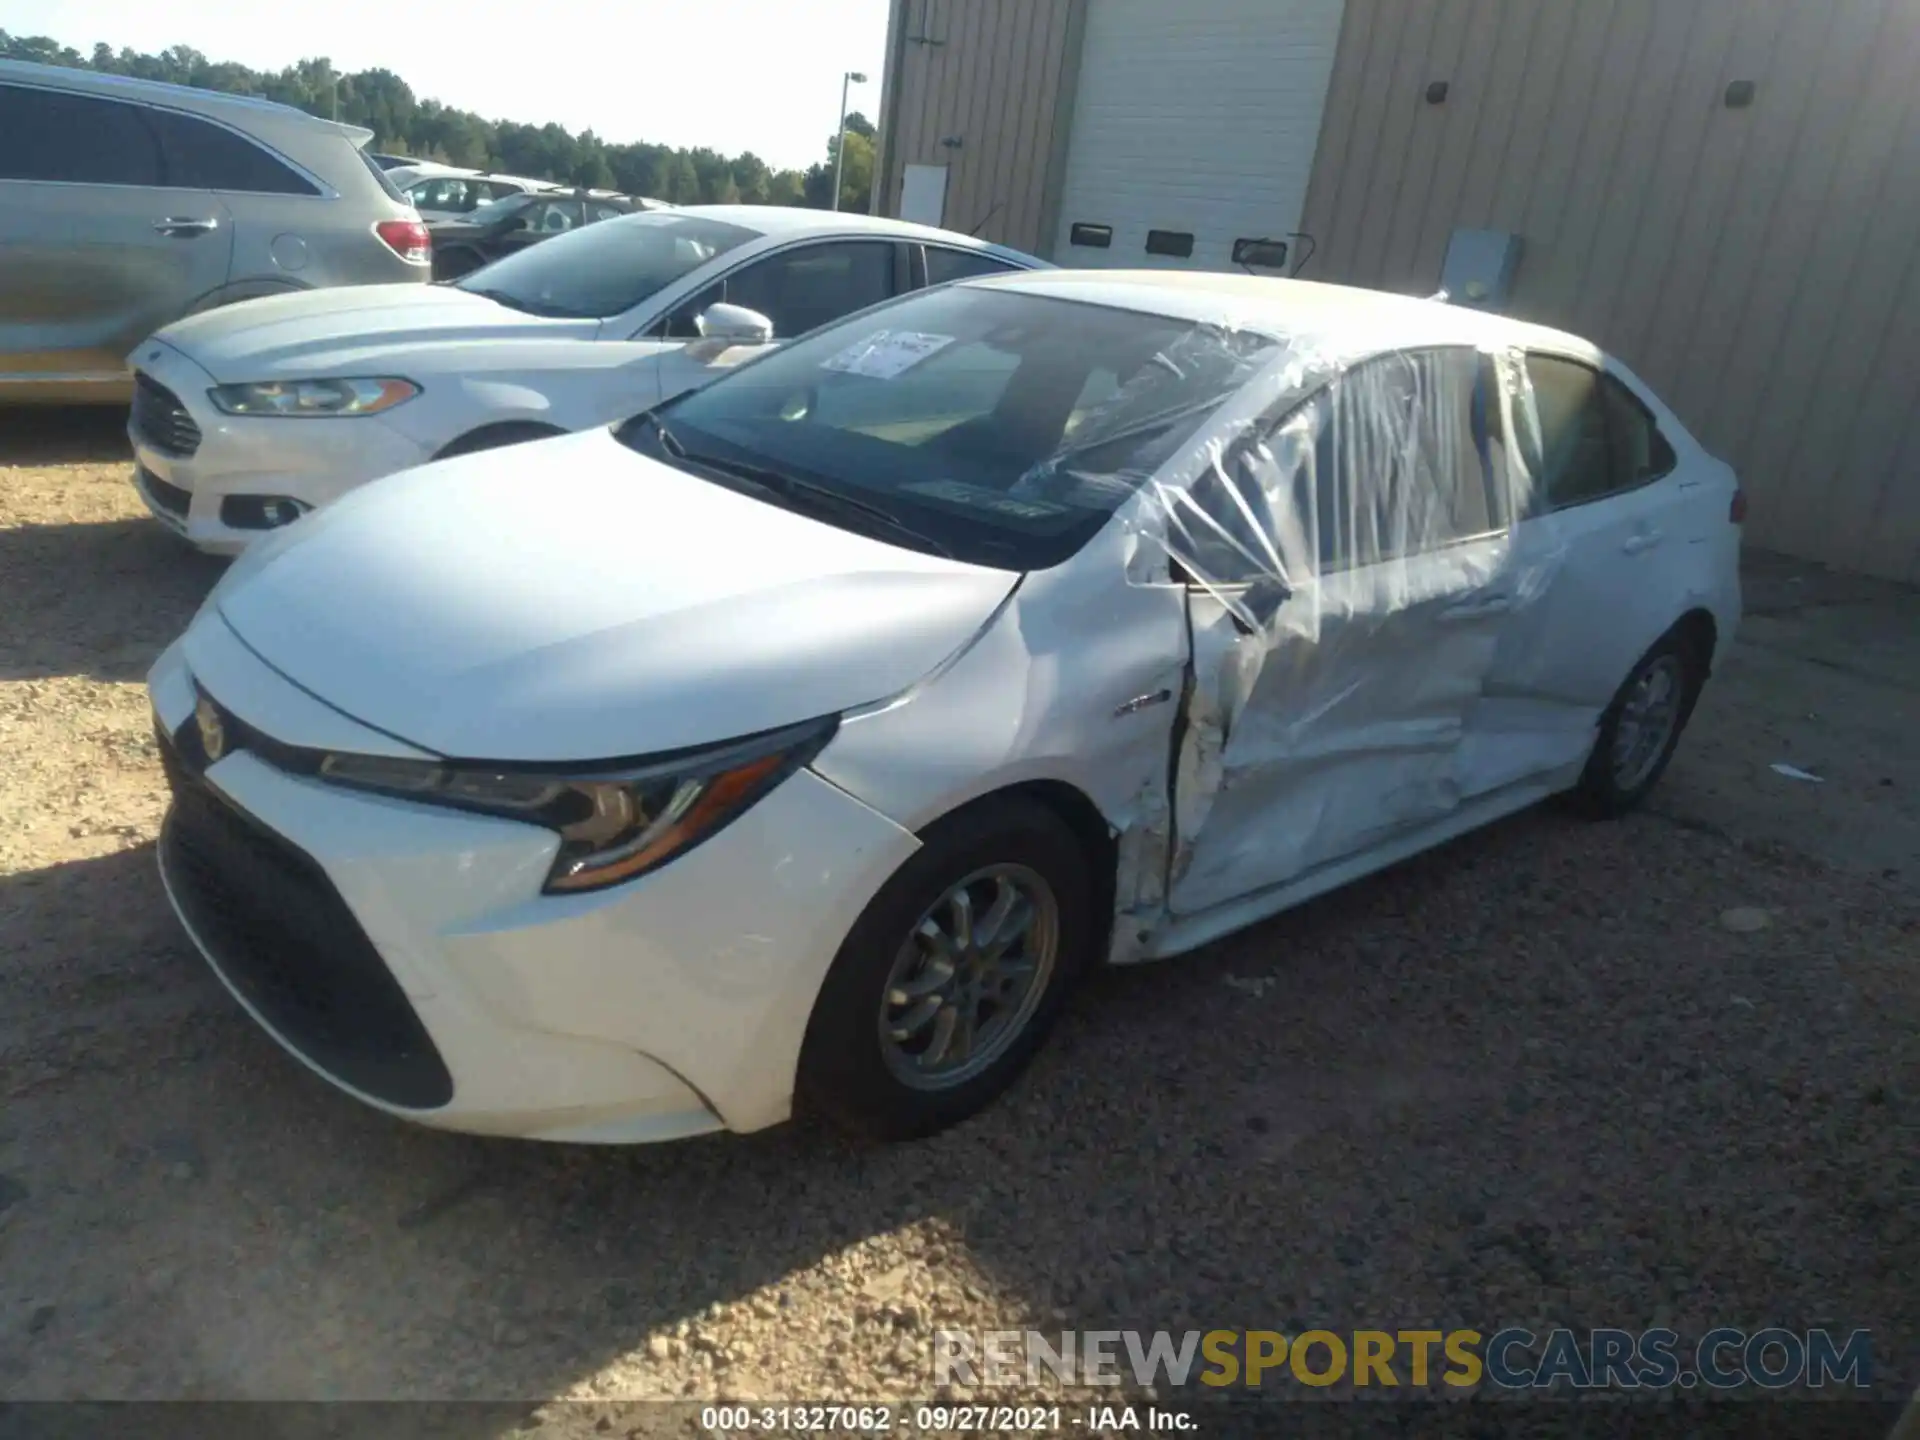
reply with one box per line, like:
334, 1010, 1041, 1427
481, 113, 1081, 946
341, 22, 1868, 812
1049, 320, 1570, 920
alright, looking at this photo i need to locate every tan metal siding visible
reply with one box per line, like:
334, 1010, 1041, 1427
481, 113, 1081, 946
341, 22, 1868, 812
874, 0, 1079, 254
1298, 0, 1920, 579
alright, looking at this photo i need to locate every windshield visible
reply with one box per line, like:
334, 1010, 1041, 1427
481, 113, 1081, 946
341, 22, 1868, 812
623, 284, 1279, 570
463, 193, 532, 227
455, 211, 758, 319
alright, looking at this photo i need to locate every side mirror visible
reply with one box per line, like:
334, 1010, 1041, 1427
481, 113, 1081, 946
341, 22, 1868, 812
695, 303, 774, 347
1231, 576, 1293, 635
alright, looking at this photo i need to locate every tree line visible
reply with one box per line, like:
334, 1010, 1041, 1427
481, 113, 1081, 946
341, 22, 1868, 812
0, 32, 875, 211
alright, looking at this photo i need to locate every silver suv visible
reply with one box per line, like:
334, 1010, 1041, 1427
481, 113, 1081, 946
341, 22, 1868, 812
0, 60, 430, 404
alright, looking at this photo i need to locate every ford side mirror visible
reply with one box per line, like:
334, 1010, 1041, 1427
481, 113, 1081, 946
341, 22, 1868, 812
695, 303, 774, 346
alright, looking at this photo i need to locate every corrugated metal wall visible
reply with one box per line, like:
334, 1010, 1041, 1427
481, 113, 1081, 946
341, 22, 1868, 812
873, 0, 1082, 254
1298, 0, 1920, 581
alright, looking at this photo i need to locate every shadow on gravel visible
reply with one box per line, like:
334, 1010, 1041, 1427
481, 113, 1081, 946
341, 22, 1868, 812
2, 805, 1915, 1404
0, 519, 224, 682
1, 405, 132, 466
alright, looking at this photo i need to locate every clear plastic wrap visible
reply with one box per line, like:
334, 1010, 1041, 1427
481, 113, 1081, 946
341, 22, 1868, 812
1098, 324, 1564, 915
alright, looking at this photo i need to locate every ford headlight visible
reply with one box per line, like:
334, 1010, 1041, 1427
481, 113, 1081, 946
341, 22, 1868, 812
314, 718, 836, 893
207, 377, 420, 417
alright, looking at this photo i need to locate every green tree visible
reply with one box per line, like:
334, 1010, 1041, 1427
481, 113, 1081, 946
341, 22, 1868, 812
0, 29, 833, 205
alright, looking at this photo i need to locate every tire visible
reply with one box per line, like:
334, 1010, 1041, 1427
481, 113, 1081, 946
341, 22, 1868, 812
1568, 629, 1706, 817
434, 422, 564, 459
797, 796, 1094, 1142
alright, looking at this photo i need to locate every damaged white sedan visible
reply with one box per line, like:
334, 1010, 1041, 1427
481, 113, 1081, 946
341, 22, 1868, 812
148, 270, 1742, 1144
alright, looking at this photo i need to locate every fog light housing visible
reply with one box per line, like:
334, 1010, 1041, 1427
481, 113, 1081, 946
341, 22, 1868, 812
220, 495, 311, 531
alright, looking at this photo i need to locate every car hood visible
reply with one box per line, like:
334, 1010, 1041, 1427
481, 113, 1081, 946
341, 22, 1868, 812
151, 283, 601, 382
211, 428, 1019, 762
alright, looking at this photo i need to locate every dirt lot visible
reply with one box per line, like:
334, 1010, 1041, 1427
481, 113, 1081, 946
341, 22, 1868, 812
2, 408, 1916, 1421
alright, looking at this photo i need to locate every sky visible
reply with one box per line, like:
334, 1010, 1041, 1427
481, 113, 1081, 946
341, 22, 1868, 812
0, 0, 890, 171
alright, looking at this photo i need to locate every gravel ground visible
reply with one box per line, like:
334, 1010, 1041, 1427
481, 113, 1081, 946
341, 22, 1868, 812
1, 409, 1916, 1421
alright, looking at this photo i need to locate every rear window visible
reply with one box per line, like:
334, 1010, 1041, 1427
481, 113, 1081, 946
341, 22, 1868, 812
359, 148, 408, 203
454, 211, 758, 319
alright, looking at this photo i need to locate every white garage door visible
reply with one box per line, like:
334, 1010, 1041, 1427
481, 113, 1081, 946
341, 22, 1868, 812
1050, 0, 1347, 274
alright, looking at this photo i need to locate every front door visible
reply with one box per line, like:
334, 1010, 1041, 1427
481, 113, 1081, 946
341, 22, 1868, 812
0, 83, 231, 385
1165, 346, 1519, 916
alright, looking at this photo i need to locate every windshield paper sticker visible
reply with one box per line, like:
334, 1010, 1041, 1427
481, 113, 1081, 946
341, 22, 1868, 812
821, 331, 956, 379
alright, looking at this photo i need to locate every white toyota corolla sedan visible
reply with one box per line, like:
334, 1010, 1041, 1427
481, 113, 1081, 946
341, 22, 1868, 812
126, 205, 1045, 553
148, 271, 1743, 1144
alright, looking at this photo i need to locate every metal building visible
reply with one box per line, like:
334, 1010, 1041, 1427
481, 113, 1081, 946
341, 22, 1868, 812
873, 0, 1920, 581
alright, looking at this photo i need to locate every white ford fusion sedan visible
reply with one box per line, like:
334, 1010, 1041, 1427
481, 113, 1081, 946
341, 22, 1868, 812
148, 271, 1743, 1143
127, 205, 1045, 553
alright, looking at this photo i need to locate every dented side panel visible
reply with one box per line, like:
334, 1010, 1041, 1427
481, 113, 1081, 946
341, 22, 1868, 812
810, 519, 1191, 962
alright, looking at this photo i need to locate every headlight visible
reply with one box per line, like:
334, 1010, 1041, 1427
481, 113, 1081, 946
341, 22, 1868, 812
207, 377, 419, 417
314, 718, 836, 893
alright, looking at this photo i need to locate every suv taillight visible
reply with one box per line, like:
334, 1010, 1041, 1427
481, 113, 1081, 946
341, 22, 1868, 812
375, 219, 431, 264
1730, 487, 1748, 525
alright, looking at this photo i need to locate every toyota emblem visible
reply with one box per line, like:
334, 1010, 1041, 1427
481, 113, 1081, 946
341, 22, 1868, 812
195, 695, 227, 763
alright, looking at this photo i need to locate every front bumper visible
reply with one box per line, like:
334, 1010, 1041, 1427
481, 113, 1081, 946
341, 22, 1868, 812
148, 636, 920, 1141
128, 342, 431, 556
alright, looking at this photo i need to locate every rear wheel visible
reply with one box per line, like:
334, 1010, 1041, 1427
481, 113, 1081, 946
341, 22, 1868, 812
433, 422, 564, 459
798, 797, 1093, 1141
1569, 631, 1705, 817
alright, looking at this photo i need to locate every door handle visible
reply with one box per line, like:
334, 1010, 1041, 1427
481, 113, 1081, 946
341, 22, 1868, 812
1622, 528, 1664, 555
154, 217, 220, 237
1439, 593, 1513, 622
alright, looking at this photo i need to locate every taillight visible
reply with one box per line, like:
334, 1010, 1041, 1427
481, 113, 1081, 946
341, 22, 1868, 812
375, 219, 431, 264
1729, 487, 1747, 525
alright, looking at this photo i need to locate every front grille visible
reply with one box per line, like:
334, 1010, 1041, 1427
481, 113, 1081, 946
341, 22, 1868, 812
157, 720, 454, 1109
138, 464, 191, 518
132, 372, 203, 458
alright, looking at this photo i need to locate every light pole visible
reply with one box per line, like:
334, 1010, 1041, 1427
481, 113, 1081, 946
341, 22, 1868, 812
832, 70, 868, 211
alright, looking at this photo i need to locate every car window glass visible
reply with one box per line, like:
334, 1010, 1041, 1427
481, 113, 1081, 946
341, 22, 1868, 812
810, 338, 1024, 437
522, 199, 583, 233
1313, 347, 1502, 572
1601, 376, 1677, 486
358, 147, 407, 201
466, 194, 528, 226
148, 109, 319, 195
591, 202, 627, 222
721, 241, 895, 339
924, 247, 1024, 286
0, 84, 162, 186
659, 282, 723, 339
1519, 355, 1619, 511
410, 177, 475, 211
639, 285, 1280, 571
453, 211, 759, 319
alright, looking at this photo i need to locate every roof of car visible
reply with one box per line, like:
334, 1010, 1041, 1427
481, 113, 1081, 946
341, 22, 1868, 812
0, 57, 369, 142
978, 270, 1603, 364
670, 205, 1045, 263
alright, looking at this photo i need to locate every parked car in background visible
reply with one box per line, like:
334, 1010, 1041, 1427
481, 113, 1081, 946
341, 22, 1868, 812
368, 153, 416, 171
128, 205, 1048, 551
428, 190, 660, 280
0, 59, 431, 405
146, 271, 1743, 1143
390, 165, 560, 222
